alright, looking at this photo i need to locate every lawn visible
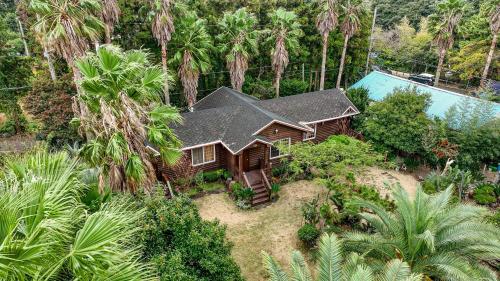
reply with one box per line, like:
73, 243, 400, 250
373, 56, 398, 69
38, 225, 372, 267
195, 180, 328, 281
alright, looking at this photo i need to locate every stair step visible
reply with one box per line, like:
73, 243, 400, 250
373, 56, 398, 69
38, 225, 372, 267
253, 191, 269, 200
252, 196, 270, 206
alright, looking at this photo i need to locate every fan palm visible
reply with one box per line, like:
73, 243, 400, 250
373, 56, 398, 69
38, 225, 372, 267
481, 0, 500, 87
265, 8, 303, 97
170, 12, 212, 108
263, 233, 422, 281
429, 0, 466, 86
344, 184, 500, 281
217, 8, 259, 92
75, 45, 182, 192
316, 0, 338, 90
30, 0, 103, 83
336, 0, 364, 89
0, 149, 154, 280
151, 0, 175, 104
101, 0, 120, 44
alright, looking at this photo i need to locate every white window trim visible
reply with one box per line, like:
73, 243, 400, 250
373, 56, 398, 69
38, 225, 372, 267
303, 124, 317, 141
191, 145, 216, 166
269, 138, 291, 160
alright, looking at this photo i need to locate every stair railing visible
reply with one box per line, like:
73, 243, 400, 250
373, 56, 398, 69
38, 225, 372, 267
260, 169, 271, 194
242, 172, 252, 189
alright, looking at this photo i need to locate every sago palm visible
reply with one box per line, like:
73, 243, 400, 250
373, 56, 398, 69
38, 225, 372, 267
265, 8, 303, 97
263, 233, 422, 281
170, 12, 212, 108
0, 149, 154, 280
75, 45, 182, 192
481, 0, 500, 87
429, 0, 466, 86
30, 0, 103, 82
344, 184, 500, 281
217, 8, 259, 92
316, 0, 338, 90
336, 0, 364, 89
101, 0, 120, 44
151, 0, 175, 104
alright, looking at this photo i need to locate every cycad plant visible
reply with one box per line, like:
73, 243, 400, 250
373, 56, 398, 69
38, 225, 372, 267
344, 184, 500, 281
75, 45, 182, 192
217, 8, 260, 92
263, 233, 421, 281
0, 149, 153, 280
316, 0, 338, 90
265, 8, 303, 97
429, 0, 466, 86
170, 12, 212, 108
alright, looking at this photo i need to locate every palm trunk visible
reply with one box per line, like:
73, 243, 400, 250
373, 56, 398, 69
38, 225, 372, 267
43, 47, 57, 81
481, 33, 498, 87
435, 48, 446, 86
104, 23, 112, 44
320, 34, 329, 91
161, 40, 170, 105
275, 71, 281, 98
17, 17, 30, 57
336, 35, 349, 89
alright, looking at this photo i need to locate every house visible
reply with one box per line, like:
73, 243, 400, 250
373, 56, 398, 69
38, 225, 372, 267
157, 86, 360, 205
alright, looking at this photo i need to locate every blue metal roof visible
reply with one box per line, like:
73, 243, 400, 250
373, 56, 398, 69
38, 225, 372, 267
350, 71, 500, 118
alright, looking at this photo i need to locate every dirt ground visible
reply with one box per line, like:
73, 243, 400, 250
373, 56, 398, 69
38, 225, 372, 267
195, 168, 421, 281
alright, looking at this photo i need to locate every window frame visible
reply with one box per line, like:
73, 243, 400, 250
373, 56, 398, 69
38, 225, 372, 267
269, 138, 291, 160
191, 144, 216, 166
303, 123, 317, 141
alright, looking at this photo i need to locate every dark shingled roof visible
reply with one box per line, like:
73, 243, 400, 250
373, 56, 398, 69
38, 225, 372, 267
173, 87, 359, 154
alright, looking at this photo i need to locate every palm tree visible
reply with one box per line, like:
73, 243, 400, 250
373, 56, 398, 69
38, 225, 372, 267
0, 149, 154, 280
316, 0, 338, 90
265, 8, 303, 97
344, 185, 500, 281
336, 0, 363, 89
35, 14, 57, 81
481, 0, 500, 87
217, 8, 259, 92
76, 45, 182, 192
151, 0, 175, 104
429, 0, 466, 86
170, 12, 211, 108
101, 0, 120, 44
263, 233, 421, 281
30, 0, 103, 84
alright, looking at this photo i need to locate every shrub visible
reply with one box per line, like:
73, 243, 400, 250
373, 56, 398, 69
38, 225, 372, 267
346, 87, 370, 113
230, 182, 254, 208
194, 171, 204, 186
297, 224, 320, 247
473, 183, 497, 205
136, 194, 243, 281
270, 183, 281, 200
301, 196, 320, 225
280, 79, 309, 97
203, 169, 222, 182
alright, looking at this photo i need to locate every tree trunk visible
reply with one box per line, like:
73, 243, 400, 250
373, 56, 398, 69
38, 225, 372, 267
275, 72, 280, 98
435, 48, 446, 86
481, 32, 498, 87
104, 23, 112, 44
43, 47, 57, 81
17, 17, 30, 57
320, 34, 329, 91
161, 40, 170, 105
336, 35, 349, 89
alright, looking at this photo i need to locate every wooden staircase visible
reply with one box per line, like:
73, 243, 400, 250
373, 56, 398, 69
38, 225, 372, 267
243, 169, 271, 206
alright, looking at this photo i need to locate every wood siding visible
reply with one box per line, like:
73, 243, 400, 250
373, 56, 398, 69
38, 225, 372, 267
258, 122, 304, 167
312, 118, 351, 143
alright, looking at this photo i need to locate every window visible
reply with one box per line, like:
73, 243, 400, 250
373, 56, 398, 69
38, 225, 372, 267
303, 124, 317, 141
270, 138, 291, 159
191, 144, 216, 166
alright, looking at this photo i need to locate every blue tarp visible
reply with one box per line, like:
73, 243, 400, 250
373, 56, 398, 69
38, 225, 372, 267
350, 71, 500, 118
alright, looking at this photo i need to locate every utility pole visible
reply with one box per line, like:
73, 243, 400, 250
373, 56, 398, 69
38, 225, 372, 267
365, 7, 377, 76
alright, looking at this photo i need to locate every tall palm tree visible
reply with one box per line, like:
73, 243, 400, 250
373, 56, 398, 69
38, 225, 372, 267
152, 0, 175, 104
30, 0, 103, 84
265, 8, 303, 97
170, 12, 211, 108
336, 0, 363, 89
316, 0, 338, 90
76, 45, 182, 192
344, 185, 500, 281
0, 149, 154, 280
429, 0, 466, 86
263, 233, 421, 281
481, 0, 500, 87
217, 8, 259, 92
101, 0, 120, 44
35, 14, 57, 81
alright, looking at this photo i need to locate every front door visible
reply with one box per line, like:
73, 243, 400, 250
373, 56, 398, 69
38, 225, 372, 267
242, 150, 250, 171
